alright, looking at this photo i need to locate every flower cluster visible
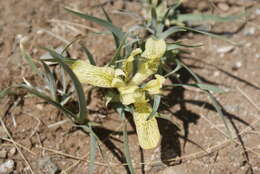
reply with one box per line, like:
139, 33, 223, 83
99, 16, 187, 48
71, 38, 166, 149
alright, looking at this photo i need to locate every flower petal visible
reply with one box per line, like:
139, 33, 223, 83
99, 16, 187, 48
142, 38, 166, 60
118, 85, 144, 105
122, 48, 142, 81
71, 60, 115, 88
133, 102, 161, 149
130, 59, 160, 85
143, 74, 165, 95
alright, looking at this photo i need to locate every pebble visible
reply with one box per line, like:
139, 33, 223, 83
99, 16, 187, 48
255, 8, 260, 15
216, 46, 234, 54
232, 61, 242, 70
218, 2, 229, 11
15, 34, 23, 42
243, 27, 256, 36
255, 53, 260, 59
37, 157, 60, 174
0, 160, 15, 174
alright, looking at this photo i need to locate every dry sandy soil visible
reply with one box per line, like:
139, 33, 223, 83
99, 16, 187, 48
0, 0, 260, 174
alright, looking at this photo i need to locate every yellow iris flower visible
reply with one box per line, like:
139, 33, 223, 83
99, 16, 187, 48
71, 38, 166, 149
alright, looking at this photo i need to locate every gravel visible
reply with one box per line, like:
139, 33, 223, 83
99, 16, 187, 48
0, 160, 15, 174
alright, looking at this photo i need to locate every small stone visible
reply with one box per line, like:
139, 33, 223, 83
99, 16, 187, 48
213, 71, 220, 77
15, 34, 23, 42
0, 160, 15, 174
218, 3, 229, 11
256, 53, 260, 59
244, 27, 256, 36
0, 149, 7, 159
232, 61, 242, 70
255, 8, 260, 15
37, 157, 60, 174
8, 147, 16, 157
36, 29, 44, 35
216, 46, 234, 54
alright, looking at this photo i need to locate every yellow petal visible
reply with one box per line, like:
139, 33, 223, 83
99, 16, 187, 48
142, 38, 166, 60
115, 69, 126, 77
71, 60, 115, 88
111, 77, 125, 88
130, 59, 160, 85
143, 74, 165, 95
118, 85, 140, 105
122, 48, 142, 80
130, 61, 152, 85
133, 102, 161, 149
129, 48, 142, 57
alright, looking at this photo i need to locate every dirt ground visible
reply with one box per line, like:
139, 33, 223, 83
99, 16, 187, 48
0, 0, 260, 174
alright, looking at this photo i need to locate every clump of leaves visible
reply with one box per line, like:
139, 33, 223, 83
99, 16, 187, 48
0, 1, 239, 173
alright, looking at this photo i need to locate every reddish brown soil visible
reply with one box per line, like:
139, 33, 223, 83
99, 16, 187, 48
0, 0, 259, 174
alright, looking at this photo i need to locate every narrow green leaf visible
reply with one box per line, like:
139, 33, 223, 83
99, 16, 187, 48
169, 0, 182, 13
19, 84, 76, 118
65, 8, 125, 42
182, 26, 238, 45
166, 44, 183, 51
146, 95, 161, 120
88, 128, 97, 174
151, 7, 157, 31
194, 83, 224, 93
42, 57, 76, 65
61, 36, 82, 55
101, 7, 120, 48
167, 42, 202, 51
80, 44, 96, 65
60, 65, 68, 95
175, 42, 203, 48
178, 60, 232, 138
115, 104, 126, 120
176, 59, 201, 82
43, 48, 87, 124
123, 122, 136, 174
41, 61, 58, 101
165, 83, 224, 93
164, 63, 182, 77
115, 108, 135, 173
155, 23, 164, 35
177, 12, 245, 23
0, 87, 14, 101
158, 26, 186, 39
162, 0, 182, 21
109, 33, 128, 66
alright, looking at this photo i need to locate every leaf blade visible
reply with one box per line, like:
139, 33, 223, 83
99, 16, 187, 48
65, 8, 125, 42
43, 48, 88, 124
88, 129, 97, 174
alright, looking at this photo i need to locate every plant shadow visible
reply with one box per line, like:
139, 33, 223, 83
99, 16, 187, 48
156, 54, 255, 170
